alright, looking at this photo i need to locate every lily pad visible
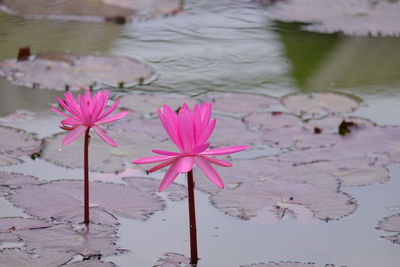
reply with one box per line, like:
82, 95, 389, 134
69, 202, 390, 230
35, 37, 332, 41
0, 0, 182, 22
244, 112, 300, 132
19, 223, 119, 257
0, 248, 73, 267
205, 93, 280, 117
67, 260, 116, 267
41, 129, 175, 173
281, 92, 359, 117
0, 51, 156, 91
123, 177, 187, 201
268, 0, 400, 37
0, 126, 41, 166
377, 214, 400, 244
0, 172, 39, 196
153, 252, 191, 267
9, 180, 164, 225
194, 159, 357, 222
241, 262, 316, 267
118, 94, 198, 118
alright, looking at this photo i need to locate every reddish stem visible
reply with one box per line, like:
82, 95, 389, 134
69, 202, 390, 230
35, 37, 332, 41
83, 129, 90, 225
187, 170, 198, 265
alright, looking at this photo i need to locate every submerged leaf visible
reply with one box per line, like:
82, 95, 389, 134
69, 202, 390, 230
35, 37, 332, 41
0, 52, 156, 91
9, 180, 164, 225
0, 172, 39, 196
241, 262, 316, 267
377, 214, 400, 244
154, 252, 191, 267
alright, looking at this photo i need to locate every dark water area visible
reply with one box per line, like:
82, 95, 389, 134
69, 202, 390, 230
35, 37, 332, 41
0, 0, 399, 266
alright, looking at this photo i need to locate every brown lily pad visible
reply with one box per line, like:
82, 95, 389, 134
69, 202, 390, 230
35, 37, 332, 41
19, 223, 119, 257
377, 214, 400, 244
0, 51, 156, 91
0, 0, 182, 22
241, 262, 316, 267
194, 158, 357, 222
0, 126, 41, 167
268, 0, 400, 37
41, 129, 175, 173
0, 172, 39, 196
204, 93, 280, 117
281, 92, 359, 118
9, 180, 164, 225
0, 248, 73, 267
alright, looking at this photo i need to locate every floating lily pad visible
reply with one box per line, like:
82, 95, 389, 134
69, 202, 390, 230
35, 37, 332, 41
153, 252, 191, 267
281, 92, 359, 117
119, 94, 198, 118
41, 130, 175, 173
0, 51, 156, 91
194, 159, 357, 222
268, 0, 400, 37
9, 180, 164, 225
123, 177, 187, 201
304, 116, 375, 134
0, 0, 182, 22
0, 110, 35, 123
377, 214, 400, 244
67, 260, 116, 267
0, 126, 41, 167
0, 172, 39, 196
205, 93, 280, 117
244, 112, 300, 132
0, 248, 73, 267
241, 262, 316, 267
19, 223, 119, 257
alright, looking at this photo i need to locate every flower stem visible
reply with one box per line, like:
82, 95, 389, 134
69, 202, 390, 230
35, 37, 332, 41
84, 128, 90, 225
187, 170, 198, 265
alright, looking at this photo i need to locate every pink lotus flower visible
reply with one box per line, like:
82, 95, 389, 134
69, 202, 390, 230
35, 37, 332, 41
133, 102, 248, 191
51, 90, 128, 147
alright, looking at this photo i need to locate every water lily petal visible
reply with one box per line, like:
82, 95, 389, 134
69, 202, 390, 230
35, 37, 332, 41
133, 155, 177, 164
200, 145, 248, 156
61, 117, 83, 126
92, 125, 117, 147
178, 108, 195, 153
194, 157, 224, 188
159, 161, 180, 192
62, 125, 87, 146
50, 107, 68, 117
148, 158, 176, 173
175, 156, 195, 173
198, 118, 216, 144
98, 98, 120, 121
96, 111, 128, 124
202, 156, 232, 167
191, 143, 210, 154
152, 149, 181, 156
162, 105, 184, 152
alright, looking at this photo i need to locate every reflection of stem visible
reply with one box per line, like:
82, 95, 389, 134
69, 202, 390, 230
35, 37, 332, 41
187, 170, 198, 265
84, 129, 90, 225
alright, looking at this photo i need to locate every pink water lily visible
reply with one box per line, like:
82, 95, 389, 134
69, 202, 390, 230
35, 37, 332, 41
51, 89, 128, 147
133, 102, 248, 191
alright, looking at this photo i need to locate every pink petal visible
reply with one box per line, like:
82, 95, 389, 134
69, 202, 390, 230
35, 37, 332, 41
96, 111, 128, 124
98, 99, 120, 121
133, 155, 177, 164
64, 93, 82, 119
148, 158, 176, 173
61, 117, 83, 126
202, 156, 232, 167
61, 125, 88, 146
57, 97, 80, 119
191, 143, 210, 154
178, 108, 195, 153
198, 118, 216, 144
200, 145, 248, 156
200, 102, 212, 129
92, 125, 117, 147
194, 157, 224, 188
161, 106, 184, 152
175, 156, 195, 173
152, 149, 180, 156
159, 161, 180, 192
78, 94, 91, 124
91, 92, 107, 119
50, 107, 68, 117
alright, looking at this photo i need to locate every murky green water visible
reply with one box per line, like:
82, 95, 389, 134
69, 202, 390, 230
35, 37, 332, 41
0, 0, 400, 266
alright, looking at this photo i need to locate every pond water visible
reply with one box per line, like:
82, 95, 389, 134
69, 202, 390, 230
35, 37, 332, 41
0, 0, 400, 266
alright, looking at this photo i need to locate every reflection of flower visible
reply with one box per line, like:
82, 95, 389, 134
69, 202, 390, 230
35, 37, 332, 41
133, 103, 248, 191
51, 90, 128, 147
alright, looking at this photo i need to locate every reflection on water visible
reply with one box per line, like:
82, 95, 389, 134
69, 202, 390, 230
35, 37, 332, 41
0, 0, 400, 266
